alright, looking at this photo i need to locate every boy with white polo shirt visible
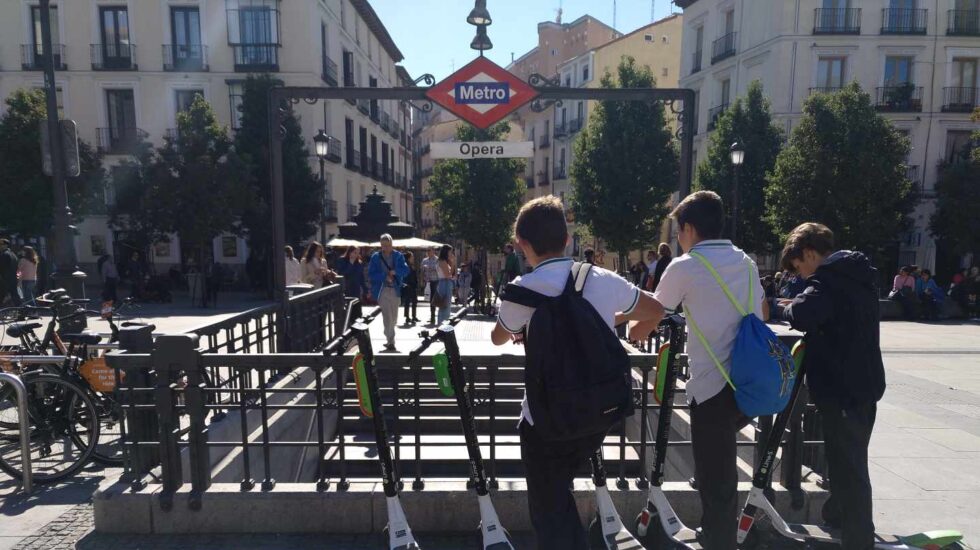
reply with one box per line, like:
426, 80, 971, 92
628, 190, 767, 550
491, 195, 664, 550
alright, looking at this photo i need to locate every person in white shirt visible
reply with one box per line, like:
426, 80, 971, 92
627, 191, 767, 550
420, 247, 440, 324
284, 245, 302, 286
490, 195, 664, 550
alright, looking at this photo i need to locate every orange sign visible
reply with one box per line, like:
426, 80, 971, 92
80, 357, 124, 393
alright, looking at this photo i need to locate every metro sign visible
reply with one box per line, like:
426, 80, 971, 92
426, 56, 538, 129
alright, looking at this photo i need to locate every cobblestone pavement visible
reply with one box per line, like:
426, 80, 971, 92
11, 504, 536, 550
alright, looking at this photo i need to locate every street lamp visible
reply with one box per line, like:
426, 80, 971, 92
313, 130, 330, 245
729, 141, 745, 242
470, 25, 493, 53
466, 0, 492, 26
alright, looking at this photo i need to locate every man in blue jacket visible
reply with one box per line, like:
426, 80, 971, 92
369, 234, 409, 352
777, 222, 885, 550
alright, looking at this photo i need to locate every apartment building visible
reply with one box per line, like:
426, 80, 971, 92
675, 0, 979, 272
0, 0, 414, 275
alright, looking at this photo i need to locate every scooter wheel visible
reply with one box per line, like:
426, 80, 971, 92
635, 511, 669, 550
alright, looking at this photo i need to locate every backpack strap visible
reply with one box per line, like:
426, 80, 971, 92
571, 261, 592, 296
688, 251, 752, 316
499, 283, 549, 309
684, 312, 736, 391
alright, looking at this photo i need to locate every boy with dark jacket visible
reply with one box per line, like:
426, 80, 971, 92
777, 222, 885, 550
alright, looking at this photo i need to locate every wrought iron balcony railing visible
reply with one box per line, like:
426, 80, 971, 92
91, 43, 136, 70
346, 147, 361, 171
875, 85, 923, 112
232, 44, 279, 72
96, 127, 148, 155
322, 55, 338, 86
881, 8, 927, 34
813, 8, 861, 34
707, 103, 729, 131
325, 137, 342, 163
941, 87, 979, 113
711, 32, 736, 64
947, 10, 980, 35
163, 44, 208, 71
21, 44, 66, 70
553, 165, 567, 180
324, 199, 338, 222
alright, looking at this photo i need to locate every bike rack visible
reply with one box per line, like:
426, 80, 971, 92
0, 372, 33, 493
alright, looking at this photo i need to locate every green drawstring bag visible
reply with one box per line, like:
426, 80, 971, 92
433, 352, 455, 397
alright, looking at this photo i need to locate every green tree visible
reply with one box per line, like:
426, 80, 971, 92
144, 95, 253, 263
695, 80, 782, 253
570, 56, 679, 266
235, 74, 322, 263
929, 108, 980, 258
0, 89, 104, 236
765, 82, 914, 259
106, 139, 168, 252
430, 122, 526, 258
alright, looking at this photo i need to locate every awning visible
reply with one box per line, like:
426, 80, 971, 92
325, 238, 370, 248
372, 237, 446, 249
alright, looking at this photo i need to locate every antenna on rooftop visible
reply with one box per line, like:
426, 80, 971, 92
613, 0, 617, 31
652, 0, 656, 22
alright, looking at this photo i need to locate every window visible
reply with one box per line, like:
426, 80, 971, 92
695, 26, 704, 51
99, 6, 131, 67
30, 5, 60, 48
577, 101, 584, 121
952, 57, 978, 87
106, 89, 136, 133
946, 130, 974, 163
816, 56, 846, 88
724, 10, 735, 34
355, 15, 360, 44
884, 56, 914, 85
890, 0, 915, 8
32, 86, 64, 117
227, 0, 280, 67
175, 89, 203, 115
582, 63, 590, 81
662, 67, 669, 77
823, 0, 849, 8
342, 50, 354, 86
565, 75, 572, 87
170, 7, 203, 70
340, 0, 346, 30
720, 78, 731, 105
551, 49, 558, 56
644, 34, 654, 42
221, 236, 238, 258
228, 82, 244, 129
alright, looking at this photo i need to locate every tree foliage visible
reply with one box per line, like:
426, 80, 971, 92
0, 89, 104, 236
429, 122, 526, 253
695, 80, 782, 253
234, 74, 321, 257
765, 82, 914, 257
929, 108, 980, 256
570, 56, 679, 260
109, 95, 252, 262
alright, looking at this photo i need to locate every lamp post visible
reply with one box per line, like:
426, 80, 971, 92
467, 1, 493, 55
729, 141, 745, 242
313, 130, 330, 245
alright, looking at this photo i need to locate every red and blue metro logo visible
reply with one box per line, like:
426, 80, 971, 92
426, 56, 539, 129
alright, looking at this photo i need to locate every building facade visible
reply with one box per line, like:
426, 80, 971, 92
675, 0, 980, 272
0, 0, 414, 277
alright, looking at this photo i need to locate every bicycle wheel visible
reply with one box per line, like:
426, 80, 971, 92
86, 392, 124, 465
0, 373, 100, 484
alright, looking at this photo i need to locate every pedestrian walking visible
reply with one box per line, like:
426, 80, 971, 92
17, 246, 39, 305
402, 251, 420, 324
456, 263, 473, 304
284, 246, 302, 286
640, 249, 657, 290
99, 254, 119, 302
368, 234, 409, 352
652, 242, 672, 291
335, 246, 366, 299
435, 245, 456, 324
421, 247, 439, 324
0, 239, 21, 306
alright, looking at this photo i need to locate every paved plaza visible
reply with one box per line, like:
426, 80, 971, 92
1, 296, 978, 549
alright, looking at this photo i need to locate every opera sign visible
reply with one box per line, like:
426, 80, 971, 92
426, 56, 539, 129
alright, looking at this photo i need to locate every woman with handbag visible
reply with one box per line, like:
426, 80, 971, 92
435, 244, 456, 323
889, 266, 919, 320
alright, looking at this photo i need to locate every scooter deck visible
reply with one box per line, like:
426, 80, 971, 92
671, 527, 702, 549
789, 523, 899, 544
601, 528, 647, 549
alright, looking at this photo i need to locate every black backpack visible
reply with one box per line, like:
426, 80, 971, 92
500, 262, 633, 441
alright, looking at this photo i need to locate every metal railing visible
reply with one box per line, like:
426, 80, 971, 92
906, 165, 920, 186
103, 313, 822, 501
21, 43, 66, 70
947, 10, 980, 35
96, 127, 148, 155
324, 199, 338, 222
539, 135, 551, 149
569, 117, 584, 133
357, 98, 370, 115
707, 103, 728, 131
941, 86, 979, 112
348, 204, 359, 220
691, 49, 703, 74
163, 44, 208, 71
232, 44, 279, 72
537, 170, 550, 186
711, 32, 737, 64
554, 120, 568, 138
322, 55, 338, 86
881, 8, 927, 34
553, 165, 567, 180
346, 147, 360, 171
326, 138, 342, 163
875, 85, 923, 112
813, 8, 861, 34
809, 86, 843, 96
91, 43, 137, 70
0, 372, 32, 493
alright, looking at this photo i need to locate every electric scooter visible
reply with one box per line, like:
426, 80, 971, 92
589, 448, 646, 549
434, 323, 516, 550
352, 323, 421, 550
735, 344, 964, 550
633, 315, 702, 549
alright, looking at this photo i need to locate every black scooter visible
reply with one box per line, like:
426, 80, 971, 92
589, 448, 646, 549
633, 315, 702, 549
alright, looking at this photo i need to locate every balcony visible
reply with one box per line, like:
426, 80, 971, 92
325, 138, 342, 163
809, 86, 843, 96
324, 199, 338, 222
390, 121, 400, 139
163, 44, 208, 71
322, 55, 338, 86
906, 165, 920, 186
813, 8, 861, 34
380, 112, 391, 132
96, 127, 148, 155
875, 85, 923, 112
537, 171, 550, 187
539, 135, 551, 149
947, 10, 980, 35
707, 103, 728, 131
357, 98, 370, 116
371, 159, 381, 180
91, 44, 136, 70
346, 147, 361, 171
569, 117, 584, 133
21, 44, 66, 70
370, 101, 380, 123
553, 165, 567, 180
881, 8, 927, 34
691, 49, 703, 74
232, 44, 279, 72
711, 32, 736, 64
525, 176, 535, 189
348, 204, 359, 220
420, 143, 431, 156
554, 120, 568, 139
343, 70, 356, 104
941, 87, 979, 113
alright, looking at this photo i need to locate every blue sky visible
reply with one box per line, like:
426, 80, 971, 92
369, 0, 678, 81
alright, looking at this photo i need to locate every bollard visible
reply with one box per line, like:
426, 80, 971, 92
0, 373, 32, 493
